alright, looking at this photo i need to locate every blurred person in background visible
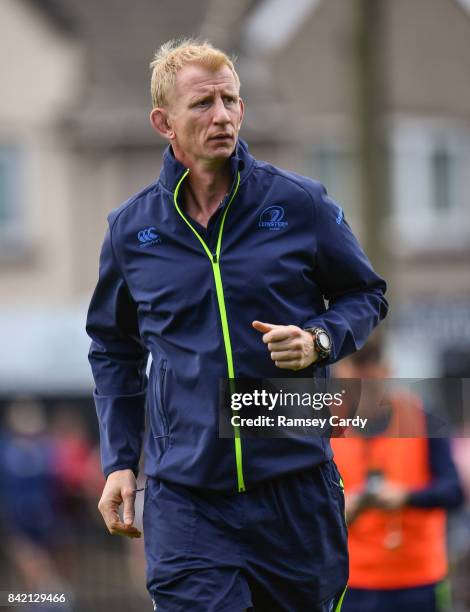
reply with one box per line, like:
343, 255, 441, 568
0, 398, 73, 611
50, 404, 104, 512
48, 405, 104, 584
86, 38, 388, 611
332, 335, 465, 612
447, 386, 470, 610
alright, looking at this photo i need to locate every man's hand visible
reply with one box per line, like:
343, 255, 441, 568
372, 483, 409, 511
345, 491, 369, 525
98, 469, 142, 538
252, 321, 318, 370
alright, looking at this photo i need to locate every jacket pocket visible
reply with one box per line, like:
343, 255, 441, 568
323, 460, 347, 531
323, 460, 345, 496
148, 360, 170, 463
154, 359, 169, 437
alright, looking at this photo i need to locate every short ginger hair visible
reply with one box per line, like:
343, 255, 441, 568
149, 38, 240, 108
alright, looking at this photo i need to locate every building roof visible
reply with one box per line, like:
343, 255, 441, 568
27, 0, 224, 144
21, 0, 300, 144
25, 0, 79, 36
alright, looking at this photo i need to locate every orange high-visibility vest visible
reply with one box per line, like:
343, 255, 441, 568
332, 391, 447, 589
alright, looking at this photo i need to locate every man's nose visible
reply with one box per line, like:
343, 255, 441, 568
212, 97, 231, 124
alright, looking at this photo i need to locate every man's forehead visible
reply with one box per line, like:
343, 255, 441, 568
175, 63, 238, 95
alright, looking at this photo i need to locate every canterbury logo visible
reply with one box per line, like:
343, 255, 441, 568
137, 226, 161, 247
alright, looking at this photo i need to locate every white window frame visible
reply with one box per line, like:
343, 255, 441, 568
0, 143, 29, 257
389, 118, 470, 254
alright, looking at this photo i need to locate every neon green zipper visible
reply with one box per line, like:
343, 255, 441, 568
173, 169, 246, 492
335, 586, 347, 611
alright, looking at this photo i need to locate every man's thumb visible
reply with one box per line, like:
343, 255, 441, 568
252, 320, 276, 333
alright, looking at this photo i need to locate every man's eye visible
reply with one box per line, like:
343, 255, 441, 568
224, 97, 236, 105
195, 99, 210, 107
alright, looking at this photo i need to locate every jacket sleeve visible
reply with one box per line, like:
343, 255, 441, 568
407, 436, 465, 510
86, 224, 149, 479
303, 185, 388, 364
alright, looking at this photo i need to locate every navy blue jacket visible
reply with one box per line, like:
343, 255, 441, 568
86, 139, 388, 492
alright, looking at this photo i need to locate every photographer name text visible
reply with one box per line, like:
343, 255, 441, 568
231, 415, 368, 429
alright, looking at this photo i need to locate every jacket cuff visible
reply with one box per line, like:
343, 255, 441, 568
302, 319, 336, 365
93, 389, 147, 480
104, 464, 140, 480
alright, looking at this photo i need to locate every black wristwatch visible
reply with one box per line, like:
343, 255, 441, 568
304, 327, 332, 362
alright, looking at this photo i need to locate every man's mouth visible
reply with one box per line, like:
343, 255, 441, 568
209, 134, 232, 141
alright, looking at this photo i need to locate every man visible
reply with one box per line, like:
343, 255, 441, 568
86, 38, 388, 611
332, 337, 464, 612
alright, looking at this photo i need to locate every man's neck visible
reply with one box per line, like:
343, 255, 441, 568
174, 151, 233, 228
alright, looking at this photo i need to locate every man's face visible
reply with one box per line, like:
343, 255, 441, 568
164, 63, 244, 165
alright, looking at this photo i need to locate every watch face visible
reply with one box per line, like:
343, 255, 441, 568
317, 332, 330, 350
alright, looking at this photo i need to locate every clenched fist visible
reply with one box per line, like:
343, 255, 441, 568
252, 321, 318, 370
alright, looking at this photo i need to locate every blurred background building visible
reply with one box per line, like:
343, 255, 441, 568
0, 0, 469, 609
1, 0, 470, 389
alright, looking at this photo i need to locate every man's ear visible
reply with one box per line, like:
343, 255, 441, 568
150, 108, 174, 140
238, 97, 245, 129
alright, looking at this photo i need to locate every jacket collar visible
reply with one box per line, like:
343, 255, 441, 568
158, 138, 254, 192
